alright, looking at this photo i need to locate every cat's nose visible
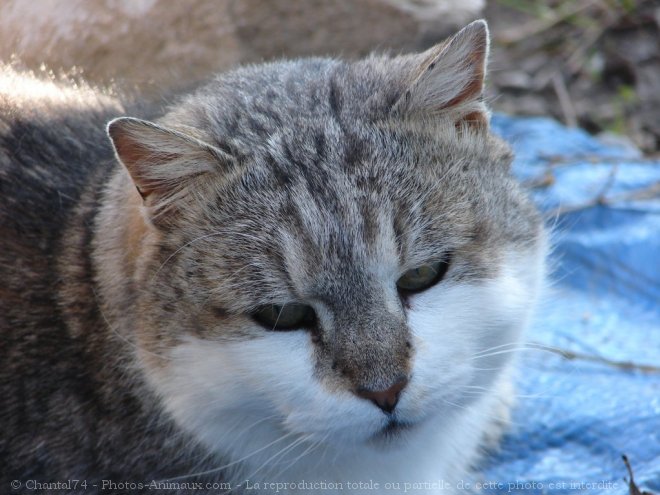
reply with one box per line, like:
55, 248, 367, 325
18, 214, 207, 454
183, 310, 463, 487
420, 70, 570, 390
356, 377, 408, 414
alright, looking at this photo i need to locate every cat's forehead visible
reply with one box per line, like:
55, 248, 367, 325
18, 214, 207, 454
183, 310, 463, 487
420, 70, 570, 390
192, 133, 483, 286
177, 58, 510, 196
130, 41, 545, 312
189, 58, 400, 138
182, 81, 506, 260
159, 59, 534, 301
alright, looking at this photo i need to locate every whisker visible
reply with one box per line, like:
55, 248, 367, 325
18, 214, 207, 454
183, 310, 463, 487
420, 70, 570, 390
470, 347, 538, 360
151, 232, 227, 282
460, 385, 491, 392
471, 341, 537, 358
151, 230, 267, 283
222, 414, 282, 454
231, 434, 311, 492
269, 433, 328, 481
90, 285, 171, 361
161, 430, 298, 483
262, 435, 312, 477
459, 389, 552, 400
440, 397, 523, 428
311, 434, 333, 472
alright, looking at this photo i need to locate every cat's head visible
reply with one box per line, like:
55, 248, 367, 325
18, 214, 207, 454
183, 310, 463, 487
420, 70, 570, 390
106, 21, 545, 451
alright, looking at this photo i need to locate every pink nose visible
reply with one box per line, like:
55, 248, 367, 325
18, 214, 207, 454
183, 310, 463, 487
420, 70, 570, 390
356, 378, 408, 414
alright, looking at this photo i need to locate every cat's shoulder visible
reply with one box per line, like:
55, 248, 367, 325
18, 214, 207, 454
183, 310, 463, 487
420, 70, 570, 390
0, 65, 126, 180
0, 66, 126, 266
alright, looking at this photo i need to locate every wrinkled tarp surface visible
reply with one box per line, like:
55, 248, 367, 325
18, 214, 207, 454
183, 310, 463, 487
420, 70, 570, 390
480, 115, 660, 494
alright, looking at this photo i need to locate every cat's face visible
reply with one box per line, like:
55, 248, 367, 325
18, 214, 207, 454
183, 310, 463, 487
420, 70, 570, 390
139, 128, 542, 447
107, 21, 545, 453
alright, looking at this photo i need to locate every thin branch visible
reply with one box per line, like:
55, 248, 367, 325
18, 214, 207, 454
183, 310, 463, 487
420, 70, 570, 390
547, 164, 617, 216
546, 177, 660, 217
530, 343, 660, 373
522, 171, 556, 189
552, 72, 578, 127
566, 24, 609, 75
610, 181, 660, 202
538, 155, 660, 165
622, 454, 656, 495
495, 0, 603, 45
559, 181, 660, 215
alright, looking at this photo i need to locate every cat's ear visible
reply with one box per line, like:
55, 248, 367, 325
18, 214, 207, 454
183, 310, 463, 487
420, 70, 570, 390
107, 117, 233, 219
392, 19, 490, 129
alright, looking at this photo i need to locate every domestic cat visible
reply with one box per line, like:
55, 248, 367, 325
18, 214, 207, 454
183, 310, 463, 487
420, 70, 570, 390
0, 20, 546, 494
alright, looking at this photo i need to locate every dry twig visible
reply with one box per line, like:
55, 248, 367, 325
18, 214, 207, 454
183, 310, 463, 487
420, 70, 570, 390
495, 0, 603, 44
534, 344, 660, 373
622, 455, 656, 495
552, 72, 578, 127
523, 171, 556, 189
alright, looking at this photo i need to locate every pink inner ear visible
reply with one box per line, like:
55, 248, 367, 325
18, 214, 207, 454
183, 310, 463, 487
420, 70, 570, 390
392, 21, 490, 119
108, 124, 145, 167
443, 51, 486, 109
108, 129, 149, 199
108, 124, 177, 200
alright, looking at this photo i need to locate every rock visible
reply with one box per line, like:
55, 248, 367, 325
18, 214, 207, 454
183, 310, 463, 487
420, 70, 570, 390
0, 0, 484, 95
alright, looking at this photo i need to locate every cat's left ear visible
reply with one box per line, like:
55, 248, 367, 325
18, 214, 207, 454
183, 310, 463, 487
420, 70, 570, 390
107, 117, 234, 225
392, 19, 490, 129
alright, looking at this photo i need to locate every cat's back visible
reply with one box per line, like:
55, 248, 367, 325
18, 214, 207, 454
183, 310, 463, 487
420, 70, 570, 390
0, 66, 124, 248
0, 67, 170, 483
0, 67, 125, 391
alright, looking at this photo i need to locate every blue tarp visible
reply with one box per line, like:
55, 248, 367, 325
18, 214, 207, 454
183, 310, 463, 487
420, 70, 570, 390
481, 115, 660, 493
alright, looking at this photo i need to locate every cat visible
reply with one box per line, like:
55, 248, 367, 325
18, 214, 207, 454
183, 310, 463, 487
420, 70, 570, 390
0, 20, 546, 494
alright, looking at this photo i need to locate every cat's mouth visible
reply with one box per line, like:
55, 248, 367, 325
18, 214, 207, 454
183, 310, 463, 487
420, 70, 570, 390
370, 418, 414, 443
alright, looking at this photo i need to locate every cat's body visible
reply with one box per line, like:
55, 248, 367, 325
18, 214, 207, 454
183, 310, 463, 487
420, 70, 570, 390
0, 22, 546, 494
0, 69, 216, 485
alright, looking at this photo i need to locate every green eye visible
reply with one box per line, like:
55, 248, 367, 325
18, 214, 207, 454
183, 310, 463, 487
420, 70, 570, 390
252, 303, 316, 331
397, 260, 449, 292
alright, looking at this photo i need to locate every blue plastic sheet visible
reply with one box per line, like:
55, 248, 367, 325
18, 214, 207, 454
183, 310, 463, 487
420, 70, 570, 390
480, 116, 660, 493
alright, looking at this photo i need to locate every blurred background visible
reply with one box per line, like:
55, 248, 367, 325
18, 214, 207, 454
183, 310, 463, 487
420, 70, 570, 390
486, 0, 659, 154
1, 0, 657, 153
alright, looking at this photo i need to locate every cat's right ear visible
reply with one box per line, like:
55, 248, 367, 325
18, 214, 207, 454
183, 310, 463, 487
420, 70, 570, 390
392, 20, 490, 129
107, 117, 234, 222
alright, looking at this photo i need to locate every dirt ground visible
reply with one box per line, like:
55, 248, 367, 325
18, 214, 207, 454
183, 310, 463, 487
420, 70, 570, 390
484, 0, 659, 154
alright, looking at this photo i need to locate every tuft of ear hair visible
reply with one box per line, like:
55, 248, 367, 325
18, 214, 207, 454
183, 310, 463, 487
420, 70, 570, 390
392, 19, 490, 129
107, 117, 234, 220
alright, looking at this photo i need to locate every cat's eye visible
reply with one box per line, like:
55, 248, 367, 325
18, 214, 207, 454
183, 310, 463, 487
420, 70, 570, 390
397, 260, 449, 293
252, 303, 316, 331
